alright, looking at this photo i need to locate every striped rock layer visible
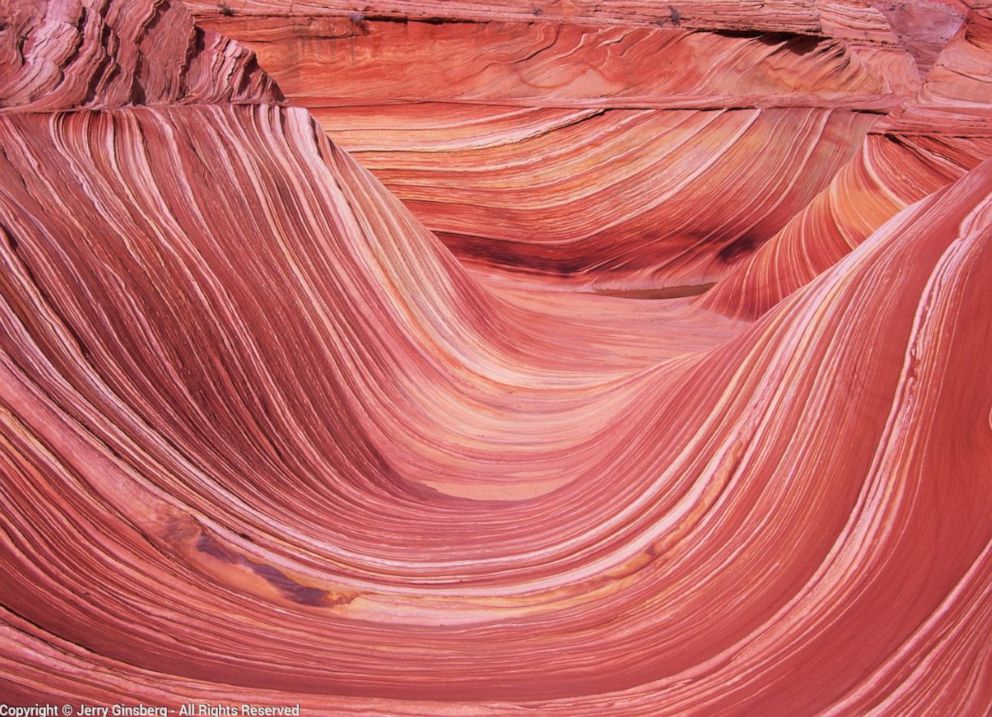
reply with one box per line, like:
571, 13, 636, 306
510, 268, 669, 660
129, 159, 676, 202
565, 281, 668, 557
191, 0, 923, 292
703, 1, 992, 317
1, 0, 991, 715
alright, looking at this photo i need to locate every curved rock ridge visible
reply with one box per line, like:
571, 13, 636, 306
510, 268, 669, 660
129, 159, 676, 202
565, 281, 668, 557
894, 0, 992, 116
190, 1, 921, 290
309, 106, 881, 291
702, 1, 992, 318
2, 0, 992, 714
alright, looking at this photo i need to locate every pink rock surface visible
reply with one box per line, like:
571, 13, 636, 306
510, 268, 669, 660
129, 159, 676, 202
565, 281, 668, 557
0, 0, 280, 110
191, 0, 921, 290
1, 0, 991, 714
703, 1, 992, 317
870, 0, 964, 71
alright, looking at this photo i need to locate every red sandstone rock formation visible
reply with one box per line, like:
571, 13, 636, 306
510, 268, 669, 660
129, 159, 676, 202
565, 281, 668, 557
870, 0, 964, 71
0, 0, 280, 109
190, 0, 922, 291
1, 0, 991, 714
703, 1, 992, 317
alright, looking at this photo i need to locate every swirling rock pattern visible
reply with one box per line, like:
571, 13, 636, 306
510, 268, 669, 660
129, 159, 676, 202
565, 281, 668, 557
191, 0, 920, 290
1, 0, 991, 714
703, 1, 992, 317
0, 0, 280, 110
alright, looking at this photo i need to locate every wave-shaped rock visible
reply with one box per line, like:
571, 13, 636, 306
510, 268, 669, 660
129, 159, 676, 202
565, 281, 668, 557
1, 0, 991, 714
191, 0, 921, 290
703, 1, 992, 317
